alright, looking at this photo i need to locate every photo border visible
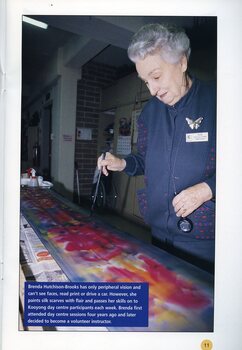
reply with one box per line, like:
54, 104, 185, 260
1, 0, 242, 349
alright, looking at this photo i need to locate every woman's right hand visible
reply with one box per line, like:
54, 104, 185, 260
98, 152, 126, 176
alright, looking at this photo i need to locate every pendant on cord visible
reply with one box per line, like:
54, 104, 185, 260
177, 217, 193, 233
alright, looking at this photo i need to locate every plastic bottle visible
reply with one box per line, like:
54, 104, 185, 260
29, 169, 38, 187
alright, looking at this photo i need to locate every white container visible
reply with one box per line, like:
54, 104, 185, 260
38, 176, 43, 186
20, 178, 30, 186
28, 177, 38, 187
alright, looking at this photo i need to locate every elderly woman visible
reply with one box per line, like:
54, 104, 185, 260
98, 23, 216, 270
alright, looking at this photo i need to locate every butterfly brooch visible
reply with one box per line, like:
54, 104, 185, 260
185, 117, 204, 130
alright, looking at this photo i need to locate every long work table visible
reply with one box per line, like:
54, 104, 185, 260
20, 187, 214, 332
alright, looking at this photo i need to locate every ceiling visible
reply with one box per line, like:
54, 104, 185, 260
22, 15, 217, 91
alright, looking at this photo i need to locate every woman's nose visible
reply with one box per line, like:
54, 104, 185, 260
148, 82, 159, 96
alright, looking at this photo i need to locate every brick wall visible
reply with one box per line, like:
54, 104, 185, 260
74, 62, 117, 200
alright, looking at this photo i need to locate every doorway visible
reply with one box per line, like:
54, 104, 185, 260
40, 104, 52, 181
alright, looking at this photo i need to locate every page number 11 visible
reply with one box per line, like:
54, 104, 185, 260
201, 339, 213, 350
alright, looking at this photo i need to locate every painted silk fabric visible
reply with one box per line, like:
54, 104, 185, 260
20, 188, 214, 332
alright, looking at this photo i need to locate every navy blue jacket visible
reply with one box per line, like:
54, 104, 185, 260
125, 78, 216, 242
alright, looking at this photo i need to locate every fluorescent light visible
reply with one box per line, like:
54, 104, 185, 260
23, 16, 48, 29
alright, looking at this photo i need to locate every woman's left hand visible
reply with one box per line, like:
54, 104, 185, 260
172, 182, 213, 217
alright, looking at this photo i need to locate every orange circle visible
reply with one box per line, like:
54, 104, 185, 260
201, 339, 213, 350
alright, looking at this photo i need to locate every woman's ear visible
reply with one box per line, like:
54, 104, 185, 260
181, 55, 188, 73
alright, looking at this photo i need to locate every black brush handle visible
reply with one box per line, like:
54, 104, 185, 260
90, 152, 106, 215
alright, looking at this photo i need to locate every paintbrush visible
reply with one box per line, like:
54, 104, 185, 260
90, 152, 106, 216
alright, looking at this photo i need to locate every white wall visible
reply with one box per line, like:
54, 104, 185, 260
54, 53, 80, 195
102, 71, 149, 110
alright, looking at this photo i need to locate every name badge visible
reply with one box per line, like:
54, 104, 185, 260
186, 132, 208, 142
